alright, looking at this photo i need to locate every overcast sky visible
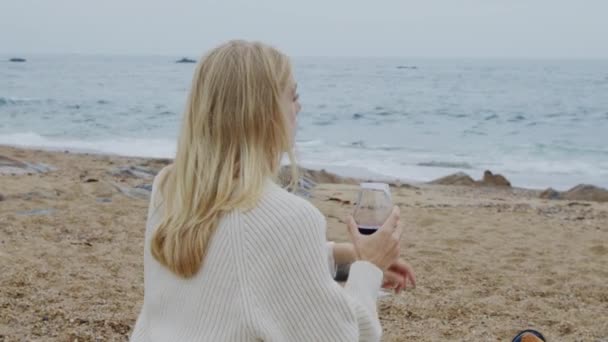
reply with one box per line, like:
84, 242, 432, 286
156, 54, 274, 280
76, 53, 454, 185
1, 0, 607, 58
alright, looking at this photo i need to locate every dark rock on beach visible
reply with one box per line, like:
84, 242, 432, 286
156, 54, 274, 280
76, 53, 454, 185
562, 184, 608, 202
540, 188, 561, 200
429, 172, 476, 186
481, 170, 511, 187
279, 167, 358, 188
430, 170, 512, 188
278, 167, 359, 198
539, 184, 608, 203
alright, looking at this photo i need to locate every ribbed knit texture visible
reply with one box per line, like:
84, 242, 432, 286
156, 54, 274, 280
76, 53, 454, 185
130, 175, 383, 342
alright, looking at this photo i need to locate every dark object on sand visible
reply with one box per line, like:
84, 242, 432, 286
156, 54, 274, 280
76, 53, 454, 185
511, 329, 545, 342
176, 57, 196, 64
9, 58, 26, 62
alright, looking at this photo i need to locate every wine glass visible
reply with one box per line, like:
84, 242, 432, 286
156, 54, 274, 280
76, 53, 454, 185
353, 182, 394, 297
353, 182, 393, 235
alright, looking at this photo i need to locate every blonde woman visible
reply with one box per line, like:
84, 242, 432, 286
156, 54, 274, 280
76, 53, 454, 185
130, 40, 415, 342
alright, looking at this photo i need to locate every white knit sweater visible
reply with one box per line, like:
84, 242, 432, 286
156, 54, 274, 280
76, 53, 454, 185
130, 175, 383, 342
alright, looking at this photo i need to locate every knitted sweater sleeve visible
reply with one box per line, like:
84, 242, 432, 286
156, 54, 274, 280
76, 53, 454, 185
241, 196, 383, 342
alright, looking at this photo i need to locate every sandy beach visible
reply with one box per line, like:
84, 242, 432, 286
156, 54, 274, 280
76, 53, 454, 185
1, 145, 607, 341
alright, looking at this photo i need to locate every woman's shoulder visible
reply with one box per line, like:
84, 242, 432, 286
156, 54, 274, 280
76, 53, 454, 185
154, 164, 174, 184
148, 164, 174, 204
151, 164, 174, 191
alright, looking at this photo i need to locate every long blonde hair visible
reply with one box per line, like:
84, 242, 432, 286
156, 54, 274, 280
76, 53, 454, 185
151, 40, 297, 278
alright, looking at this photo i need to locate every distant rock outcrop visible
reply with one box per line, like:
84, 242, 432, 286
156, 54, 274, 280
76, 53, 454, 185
279, 166, 358, 187
176, 57, 196, 64
430, 170, 512, 187
278, 166, 359, 197
539, 184, 608, 203
563, 184, 608, 202
9, 58, 26, 62
481, 170, 511, 187
429, 172, 476, 186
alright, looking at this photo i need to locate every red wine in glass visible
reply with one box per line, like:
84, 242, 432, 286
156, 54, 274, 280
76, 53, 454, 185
353, 183, 392, 235
357, 225, 381, 235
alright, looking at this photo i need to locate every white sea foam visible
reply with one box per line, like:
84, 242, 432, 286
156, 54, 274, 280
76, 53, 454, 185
0, 132, 176, 158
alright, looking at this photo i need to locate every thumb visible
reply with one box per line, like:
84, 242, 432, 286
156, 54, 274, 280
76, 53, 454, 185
346, 216, 360, 242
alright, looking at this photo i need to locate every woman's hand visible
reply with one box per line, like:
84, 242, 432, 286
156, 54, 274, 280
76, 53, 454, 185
382, 258, 416, 293
346, 206, 402, 271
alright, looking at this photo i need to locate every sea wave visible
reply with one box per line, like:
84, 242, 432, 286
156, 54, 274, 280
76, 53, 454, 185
0, 132, 176, 158
417, 161, 473, 169
296, 139, 325, 147
0, 97, 49, 106
1, 132, 606, 190
337, 141, 404, 151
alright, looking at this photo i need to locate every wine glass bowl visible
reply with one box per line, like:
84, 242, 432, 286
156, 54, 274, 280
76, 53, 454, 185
353, 183, 392, 235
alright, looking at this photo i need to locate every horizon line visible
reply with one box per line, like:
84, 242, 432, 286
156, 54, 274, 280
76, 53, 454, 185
2, 51, 608, 61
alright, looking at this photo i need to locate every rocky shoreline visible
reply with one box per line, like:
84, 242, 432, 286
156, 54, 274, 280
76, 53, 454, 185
2, 147, 606, 204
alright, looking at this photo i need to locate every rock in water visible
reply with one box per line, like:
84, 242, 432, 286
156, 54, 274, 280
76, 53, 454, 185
562, 184, 608, 202
9, 58, 26, 62
540, 188, 561, 200
481, 170, 511, 187
429, 172, 476, 186
176, 57, 196, 63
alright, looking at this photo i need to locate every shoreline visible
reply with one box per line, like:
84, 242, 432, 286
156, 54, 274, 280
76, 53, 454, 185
2, 143, 603, 194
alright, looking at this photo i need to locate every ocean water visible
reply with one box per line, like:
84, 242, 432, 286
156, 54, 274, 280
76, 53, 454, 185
1, 54, 607, 190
